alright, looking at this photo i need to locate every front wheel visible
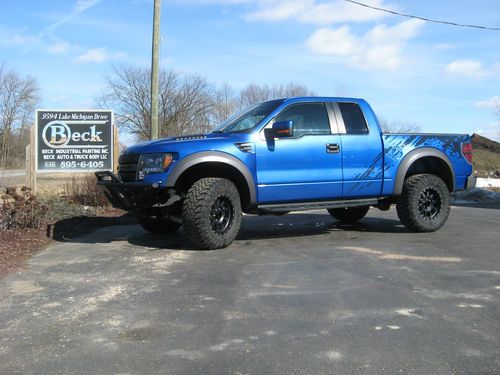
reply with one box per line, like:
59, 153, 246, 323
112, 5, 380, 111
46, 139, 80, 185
182, 178, 242, 249
328, 206, 370, 223
396, 174, 450, 232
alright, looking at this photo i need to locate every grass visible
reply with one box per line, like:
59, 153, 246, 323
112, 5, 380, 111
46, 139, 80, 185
473, 149, 500, 177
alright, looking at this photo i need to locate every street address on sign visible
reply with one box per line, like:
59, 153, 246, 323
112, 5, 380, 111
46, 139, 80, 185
36, 110, 114, 172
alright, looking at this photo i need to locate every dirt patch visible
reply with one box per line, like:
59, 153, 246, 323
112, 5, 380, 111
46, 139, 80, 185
0, 227, 52, 277
0, 207, 136, 279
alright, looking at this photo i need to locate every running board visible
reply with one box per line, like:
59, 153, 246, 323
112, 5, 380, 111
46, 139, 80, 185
258, 198, 380, 213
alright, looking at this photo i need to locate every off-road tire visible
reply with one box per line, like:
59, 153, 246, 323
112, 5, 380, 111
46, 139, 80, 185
328, 206, 370, 223
137, 215, 181, 234
396, 174, 450, 232
182, 178, 242, 250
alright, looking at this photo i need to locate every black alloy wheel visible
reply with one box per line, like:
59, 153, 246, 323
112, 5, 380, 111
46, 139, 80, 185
417, 188, 441, 219
210, 196, 234, 235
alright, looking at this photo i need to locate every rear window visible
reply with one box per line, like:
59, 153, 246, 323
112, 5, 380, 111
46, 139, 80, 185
339, 102, 369, 135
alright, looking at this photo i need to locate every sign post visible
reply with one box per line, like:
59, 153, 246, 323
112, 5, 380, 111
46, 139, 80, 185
35, 110, 114, 173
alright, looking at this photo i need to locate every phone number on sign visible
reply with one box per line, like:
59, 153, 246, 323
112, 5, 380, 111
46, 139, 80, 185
60, 161, 105, 169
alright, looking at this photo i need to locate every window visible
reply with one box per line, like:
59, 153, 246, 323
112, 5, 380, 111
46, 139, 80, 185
338, 102, 369, 135
213, 99, 285, 133
275, 103, 330, 137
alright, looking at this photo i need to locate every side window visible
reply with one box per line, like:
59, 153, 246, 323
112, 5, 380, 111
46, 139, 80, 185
338, 102, 369, 135
275, 103, 330, 137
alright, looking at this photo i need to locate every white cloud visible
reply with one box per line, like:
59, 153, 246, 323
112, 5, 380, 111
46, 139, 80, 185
306, 19, 424, 70
245, 0, 393, 24
476, 123, 500, 142
40, 0, 103, 36
475, 96, 500, 109
73, 47, 126, 64
74, 47, 107, 63
444, 60, 488, 79
245, 0, 315, 21
48, 41, 71, 54
300, 0, 392, 24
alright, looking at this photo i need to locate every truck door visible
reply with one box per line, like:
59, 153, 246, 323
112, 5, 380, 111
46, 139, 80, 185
255, 102, 343, 203
335, 102, 384, 198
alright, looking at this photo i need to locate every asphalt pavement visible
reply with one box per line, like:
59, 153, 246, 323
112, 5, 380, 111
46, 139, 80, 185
0, 205, 499, 374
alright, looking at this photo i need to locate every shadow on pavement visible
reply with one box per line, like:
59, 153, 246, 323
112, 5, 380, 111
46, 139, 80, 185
49, 212, 408, 250
48, 213, 137, 242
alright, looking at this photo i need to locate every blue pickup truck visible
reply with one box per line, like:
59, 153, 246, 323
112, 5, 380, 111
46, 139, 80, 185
97, 97, 476, 249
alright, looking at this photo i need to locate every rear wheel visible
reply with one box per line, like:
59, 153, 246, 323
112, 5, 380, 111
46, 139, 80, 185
328, 206, 370, 223
137, 215, 181, 234
182, 177, 242, 249
396, 174, 450, 232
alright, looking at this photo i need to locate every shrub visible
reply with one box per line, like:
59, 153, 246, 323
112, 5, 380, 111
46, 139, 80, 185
64, 174, 109, 207
40, 195, 97, 222
0, 187, 48, 229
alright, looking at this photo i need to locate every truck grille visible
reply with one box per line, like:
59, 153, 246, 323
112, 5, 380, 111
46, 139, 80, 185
118, 154, 140, 181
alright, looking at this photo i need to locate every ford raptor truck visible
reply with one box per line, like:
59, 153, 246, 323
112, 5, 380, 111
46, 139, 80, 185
96, 97, 476, 249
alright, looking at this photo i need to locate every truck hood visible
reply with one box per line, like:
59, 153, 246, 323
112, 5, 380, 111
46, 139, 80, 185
123, 132, 251, 155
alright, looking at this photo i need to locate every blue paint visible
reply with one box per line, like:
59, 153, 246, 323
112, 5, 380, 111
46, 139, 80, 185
118, 97, 473, 204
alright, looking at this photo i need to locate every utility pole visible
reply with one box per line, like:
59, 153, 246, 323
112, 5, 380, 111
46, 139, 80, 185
150, 0, 161, 140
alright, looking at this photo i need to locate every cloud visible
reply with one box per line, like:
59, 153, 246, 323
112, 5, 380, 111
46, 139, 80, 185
48, 41, 71, 54
476, 123, 500, 142
73, 47, 126, 63
40, 0, 103, 36
475, 96, 500, 109
0, 26, 40, 46
245, 0, 315, 21
444, 60, 489, 79
245, 0, 393, 24
306, 19, 424, 70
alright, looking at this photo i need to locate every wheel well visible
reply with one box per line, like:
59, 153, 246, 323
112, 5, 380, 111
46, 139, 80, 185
405, 156, 454, 191
174, 162, 252, 210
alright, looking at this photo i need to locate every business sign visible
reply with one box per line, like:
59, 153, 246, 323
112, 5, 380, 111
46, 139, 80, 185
36, 110, 114, 172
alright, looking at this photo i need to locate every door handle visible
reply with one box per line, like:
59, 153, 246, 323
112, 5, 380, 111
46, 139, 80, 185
326, 143, 340, 153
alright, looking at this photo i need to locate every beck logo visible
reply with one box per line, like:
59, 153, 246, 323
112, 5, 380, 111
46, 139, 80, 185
42, 121, 103, 148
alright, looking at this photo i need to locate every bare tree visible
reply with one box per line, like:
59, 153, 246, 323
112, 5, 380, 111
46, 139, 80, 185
0, 64, 39, 167
98, 65, 214, 140
379, 118, 421, 133
211, 83, 239, 125
239, 82, 315, 108
99, 66, 319, 139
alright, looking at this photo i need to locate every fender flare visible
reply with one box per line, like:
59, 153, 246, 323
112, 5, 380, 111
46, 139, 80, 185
166, 151, 257, 206
393, 147, 455, 195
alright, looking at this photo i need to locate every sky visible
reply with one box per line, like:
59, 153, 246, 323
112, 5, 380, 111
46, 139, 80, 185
0, 0, 499, 142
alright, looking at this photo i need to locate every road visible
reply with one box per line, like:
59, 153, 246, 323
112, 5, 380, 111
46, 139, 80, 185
0, 169, 25, 186
0, 205, 499, 374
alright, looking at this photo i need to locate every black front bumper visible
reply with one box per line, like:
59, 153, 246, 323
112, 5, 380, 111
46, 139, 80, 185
95, 171, 175, 211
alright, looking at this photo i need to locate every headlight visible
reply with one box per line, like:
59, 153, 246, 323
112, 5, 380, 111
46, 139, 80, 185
137, 153, 173, 179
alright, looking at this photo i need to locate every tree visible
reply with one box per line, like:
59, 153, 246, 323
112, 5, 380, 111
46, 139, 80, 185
0, 64, 39, 168
211, 83, 239, 125
379, 118, 421, 133
238, 82, 315, 108
98, 65, 214, 140
99, 65, 318, 139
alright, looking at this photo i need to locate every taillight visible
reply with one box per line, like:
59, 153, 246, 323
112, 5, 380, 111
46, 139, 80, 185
461, 142, 473, 165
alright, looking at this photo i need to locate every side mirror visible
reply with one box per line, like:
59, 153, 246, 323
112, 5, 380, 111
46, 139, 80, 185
264, 120, 293, 139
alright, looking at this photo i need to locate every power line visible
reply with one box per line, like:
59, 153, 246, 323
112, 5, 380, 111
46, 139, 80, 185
344, 0, 500, 31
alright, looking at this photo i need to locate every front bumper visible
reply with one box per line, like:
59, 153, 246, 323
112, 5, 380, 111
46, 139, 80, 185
465, 175, 477, 189
95, 171, 177, 211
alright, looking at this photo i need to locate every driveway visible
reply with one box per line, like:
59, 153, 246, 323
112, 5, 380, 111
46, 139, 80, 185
0, 205, 499, 374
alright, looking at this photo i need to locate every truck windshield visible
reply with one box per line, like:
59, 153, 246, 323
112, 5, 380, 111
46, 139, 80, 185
212, 99, 285, 133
